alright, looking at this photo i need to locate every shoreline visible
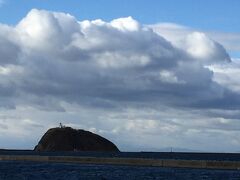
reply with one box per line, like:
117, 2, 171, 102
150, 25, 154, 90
0, 155, 240, 170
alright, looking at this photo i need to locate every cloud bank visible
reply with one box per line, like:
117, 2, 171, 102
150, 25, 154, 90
0, 9, 240, 152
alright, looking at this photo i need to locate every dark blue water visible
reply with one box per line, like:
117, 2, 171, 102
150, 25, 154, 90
0, 161, 240, 180
1, 151, 240, 179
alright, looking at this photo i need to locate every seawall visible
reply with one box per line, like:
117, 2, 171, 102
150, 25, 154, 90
0, 155, 240, 170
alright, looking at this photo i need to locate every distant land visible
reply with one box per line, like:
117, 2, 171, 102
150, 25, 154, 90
153, 147, 202, 153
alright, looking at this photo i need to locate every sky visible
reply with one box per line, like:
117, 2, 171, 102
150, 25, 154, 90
0, 0, 239, 31
0, 0, 240, 152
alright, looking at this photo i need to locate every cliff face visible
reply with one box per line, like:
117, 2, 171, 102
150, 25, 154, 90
34, 127, 120, 152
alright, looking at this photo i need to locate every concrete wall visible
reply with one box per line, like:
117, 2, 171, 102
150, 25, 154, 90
0, 155, 240, 170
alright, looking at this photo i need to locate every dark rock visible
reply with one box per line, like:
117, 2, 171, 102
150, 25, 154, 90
34, 127, 120, 152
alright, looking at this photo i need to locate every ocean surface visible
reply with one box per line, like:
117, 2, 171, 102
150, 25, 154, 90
0, 161, 240, 180
0, 151, 240, 179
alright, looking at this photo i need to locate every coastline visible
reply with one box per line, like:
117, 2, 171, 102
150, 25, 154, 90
1, 154, 240, 170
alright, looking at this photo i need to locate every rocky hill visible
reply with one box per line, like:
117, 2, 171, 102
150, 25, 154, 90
34, 127, 120, 152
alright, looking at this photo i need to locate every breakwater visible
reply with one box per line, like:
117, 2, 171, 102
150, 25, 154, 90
0, 155, 240, 170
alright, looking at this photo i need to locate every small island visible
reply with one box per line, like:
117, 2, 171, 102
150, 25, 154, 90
34, 126, 120, 152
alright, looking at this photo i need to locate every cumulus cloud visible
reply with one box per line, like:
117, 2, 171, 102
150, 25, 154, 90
150, 23, 240, 59
0, 9, 240, 151
0, 9, 229, 109
150, 24, 231, 64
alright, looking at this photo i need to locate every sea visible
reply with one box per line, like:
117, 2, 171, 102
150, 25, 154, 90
0, 151, 240, 180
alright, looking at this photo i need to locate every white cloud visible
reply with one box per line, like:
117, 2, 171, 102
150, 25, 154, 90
0, 9, 240, 152
159, 70, 184, 84
150, 24, 231, 64
150, 22, 240, 58
208, 59, 240, 93
184, 32, 230, 63
110, 16, 140, 32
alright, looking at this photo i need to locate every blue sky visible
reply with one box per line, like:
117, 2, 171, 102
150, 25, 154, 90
0, 0, 239, 32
